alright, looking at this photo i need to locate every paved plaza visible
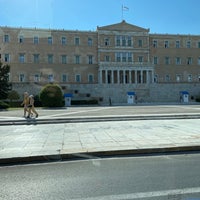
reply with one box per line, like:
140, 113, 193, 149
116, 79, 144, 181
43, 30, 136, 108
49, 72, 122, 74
0, 104, 200, 164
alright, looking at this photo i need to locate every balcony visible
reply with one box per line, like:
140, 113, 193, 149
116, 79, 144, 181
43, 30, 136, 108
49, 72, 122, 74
99, 61, 154, 69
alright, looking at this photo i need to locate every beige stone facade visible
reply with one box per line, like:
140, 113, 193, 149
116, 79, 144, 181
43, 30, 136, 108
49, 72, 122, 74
0, 27, 98, 84
150, 34, 200, 83
0, 20, 200, 103
97, 21, 154, 85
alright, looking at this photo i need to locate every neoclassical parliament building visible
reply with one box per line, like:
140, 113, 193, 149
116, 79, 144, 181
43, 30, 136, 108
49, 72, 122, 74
0, 20, 200, 104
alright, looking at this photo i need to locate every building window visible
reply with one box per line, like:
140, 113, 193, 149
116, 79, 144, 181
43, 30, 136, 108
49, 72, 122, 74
116, 53, 121, 62
116, 36, 120, 46
62, 74, 67, 82
48, 36, 53, 44
122, 52, 126, 62
176, 40, 180, 48
164, 41, 169, 48
34, 74, 40, 82
48, 54, 53, 64
75, 37, 80, 45
115, 52, 133, 62
19, 35, 24, 43
153, 40, 157, 48
33, 54, 39, 63
88, 55, 93, 64
198, 75, 200, 82
4, 35, 9, 43
176, 75, 181, 82
138, 39, 143, 47
75, 74, 81, 82
153, 56, 158, 64
88, 38, 93, 46
165, 75, 170, 82
198, 42, 200, 48
48, 74, 54, 82
188, 75, 192, 82
176, 57, 181, 65
105, 55, 110, 62
128, 52, 132, 62
19, 74, 25, 82
61, 55, 67, 64
75, 55, 80, 64
198, 57, 200, 65
88, 74, 94, 83
127, 36, 132, 46
115, 35, 132, 47
122, 36, 126, 46
4, 54, 10, 62
138, 56, 143, 63
187, 57, 192, 65
61, 37, 66, 45
105, 38, 110, 46
165, 57, 170, 65
34, 36, 39, 44
186, 41, 191, 48
19, 54, 25, 63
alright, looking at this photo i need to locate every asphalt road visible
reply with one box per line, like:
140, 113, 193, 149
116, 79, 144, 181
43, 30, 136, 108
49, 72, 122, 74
1, 153, 200, 200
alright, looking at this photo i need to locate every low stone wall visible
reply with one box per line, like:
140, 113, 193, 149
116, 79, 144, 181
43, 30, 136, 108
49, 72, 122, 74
149, 83, 200, 103
12, 82, 200, 105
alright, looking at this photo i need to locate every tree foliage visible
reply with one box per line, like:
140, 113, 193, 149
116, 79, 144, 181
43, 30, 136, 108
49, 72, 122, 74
0, 62, 11, 99
0, 101, 9, 109
40, 84, 64, 107
8, 90, 20, 102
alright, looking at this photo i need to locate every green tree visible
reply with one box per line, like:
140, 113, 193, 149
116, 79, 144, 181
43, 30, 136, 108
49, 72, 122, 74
0, 62, 11, 99
40, 84, 64, 107
8, 90, 20, 102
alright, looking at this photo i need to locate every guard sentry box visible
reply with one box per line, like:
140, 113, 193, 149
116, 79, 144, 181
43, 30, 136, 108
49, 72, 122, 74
179, 91, 189, 103
64, 93, 73, 106
127, 92, 135, 104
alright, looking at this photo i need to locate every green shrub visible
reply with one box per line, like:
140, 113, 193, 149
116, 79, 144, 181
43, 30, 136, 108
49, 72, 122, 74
71, 99, 98, 105
7, 90, 20, 107
196, 97, 200, 102
40, 84, 64, 107
34, 95, 42, 107
0, 101, 9, 109
7, 101, 21, 107
8, 90, 20, 102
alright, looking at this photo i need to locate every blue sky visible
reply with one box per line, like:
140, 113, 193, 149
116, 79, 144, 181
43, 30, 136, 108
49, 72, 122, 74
0, 0, 200, 35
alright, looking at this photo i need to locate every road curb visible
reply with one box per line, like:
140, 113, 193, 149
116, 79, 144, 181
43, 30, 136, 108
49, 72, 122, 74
1, 145, 200, 166
0, 114, 200, 126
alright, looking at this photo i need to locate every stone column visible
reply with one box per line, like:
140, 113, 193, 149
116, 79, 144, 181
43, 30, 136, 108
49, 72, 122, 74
152, 71, 154, 83
129, 70, 132, 84
117, 70, 120, 84
105, 70, 108, 84
111, 70, 114, 84
99, 69, 102, 84
123, 70, 126, 84
146, 70, 149, 84
135, 70, 137, 84
141, 70, 143, 83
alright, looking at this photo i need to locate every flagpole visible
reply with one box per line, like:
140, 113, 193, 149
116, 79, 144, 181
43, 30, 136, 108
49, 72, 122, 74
121, 5, 129, 21
121, 5, 123, 21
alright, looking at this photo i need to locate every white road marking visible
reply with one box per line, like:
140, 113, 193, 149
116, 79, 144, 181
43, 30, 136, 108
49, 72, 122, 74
74, 187, 200, 200
41, 107, 113, 118
0, 116, 24, 120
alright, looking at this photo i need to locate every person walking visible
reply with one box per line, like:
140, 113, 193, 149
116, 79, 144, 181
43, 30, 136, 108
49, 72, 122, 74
21, 92, 30, 117
27, 95, 38, 118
